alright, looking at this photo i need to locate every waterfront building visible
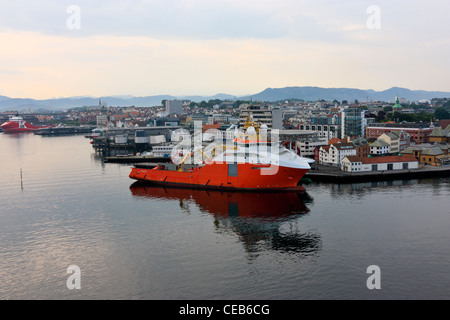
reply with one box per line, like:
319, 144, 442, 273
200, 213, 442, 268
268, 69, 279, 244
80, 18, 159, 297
402, 144, 449, 166
366, 122, 434, 144
296, 136, 328, 158
369, 139, 390, 155
428, 125, 450, 144
377, 131, 410, 154
341, 155, 419, 172
351, 137, 370, 158
319, 142, 357, 167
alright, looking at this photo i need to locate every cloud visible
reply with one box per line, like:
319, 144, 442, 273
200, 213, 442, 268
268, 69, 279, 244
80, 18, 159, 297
1, 26, 449, 100
0, 0, 448, 46
0, 0, 305, 39
0, 0, 449, 99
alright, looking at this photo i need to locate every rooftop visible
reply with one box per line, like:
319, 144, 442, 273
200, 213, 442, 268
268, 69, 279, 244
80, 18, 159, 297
402, 145, 446, 156
439, 119, 450, 130
332, 142, 356, 150
370, 140, 389, 147
367, 122, 435, 129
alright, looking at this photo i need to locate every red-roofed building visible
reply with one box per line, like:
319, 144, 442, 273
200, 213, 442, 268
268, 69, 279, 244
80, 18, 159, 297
440, 119, 450, 131
328, 138, 347, 145
341, 155, 419, 172
366, 123, 433, 144
202, 124, 222, 133
319, 143, 356, 167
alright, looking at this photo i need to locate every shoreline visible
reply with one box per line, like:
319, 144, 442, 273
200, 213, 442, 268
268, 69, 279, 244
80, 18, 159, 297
304, 164, 450, 183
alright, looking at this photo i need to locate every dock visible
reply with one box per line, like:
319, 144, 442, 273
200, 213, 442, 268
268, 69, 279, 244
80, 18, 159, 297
305, 164, 450, 183
34, 126, 96, 136
104, 155, 172, 164
89, 126, 181, 152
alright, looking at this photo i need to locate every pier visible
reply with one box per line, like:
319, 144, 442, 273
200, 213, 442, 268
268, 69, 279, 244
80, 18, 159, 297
89, 126, 181, 153
104, 155, 172, 164
34, 126, 96, 136
305, 164, 450, 183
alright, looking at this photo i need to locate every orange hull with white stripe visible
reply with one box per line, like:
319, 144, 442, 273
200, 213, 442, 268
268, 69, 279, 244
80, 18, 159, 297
129, 162, 309, 191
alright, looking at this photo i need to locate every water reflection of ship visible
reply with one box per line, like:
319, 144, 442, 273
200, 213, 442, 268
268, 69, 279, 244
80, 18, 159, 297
130, 182, 321, 257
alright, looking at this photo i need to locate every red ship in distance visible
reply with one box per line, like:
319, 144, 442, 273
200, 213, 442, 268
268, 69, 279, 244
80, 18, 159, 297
0, 115, 53, 133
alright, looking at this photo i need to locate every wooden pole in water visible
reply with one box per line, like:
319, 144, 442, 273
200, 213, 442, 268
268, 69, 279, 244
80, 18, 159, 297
20, 168, 23, 190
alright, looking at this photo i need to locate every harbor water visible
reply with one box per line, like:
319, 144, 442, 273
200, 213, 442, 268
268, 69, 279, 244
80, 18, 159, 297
0, 133, 449, 300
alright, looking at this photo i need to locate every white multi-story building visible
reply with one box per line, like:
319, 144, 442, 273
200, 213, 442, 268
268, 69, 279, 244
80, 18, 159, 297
369, 139, 390, 155
319, 142, 357, 167
341, 107, 366, 138
96, 115, 108, 127
239, 105, 283, 129
296, 137, 328, 158
377, 131, 410, 154
298, 123, 341, 140
207, 114, 230, 125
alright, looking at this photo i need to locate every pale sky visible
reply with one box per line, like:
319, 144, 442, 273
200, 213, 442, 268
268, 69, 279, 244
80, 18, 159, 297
0, 0, 449, 99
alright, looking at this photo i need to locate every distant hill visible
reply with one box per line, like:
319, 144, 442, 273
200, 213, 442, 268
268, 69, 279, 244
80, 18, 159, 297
0, 93, 238, 111
0, 95, 177, 111
1, 87, 450, 111
247, 86, 450, 103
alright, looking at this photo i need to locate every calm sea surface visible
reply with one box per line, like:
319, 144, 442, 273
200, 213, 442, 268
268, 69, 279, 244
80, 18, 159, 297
0, 133, 449, 300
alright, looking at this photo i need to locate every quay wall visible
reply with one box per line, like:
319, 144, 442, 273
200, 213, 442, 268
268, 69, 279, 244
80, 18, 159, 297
305, 164, 450, 183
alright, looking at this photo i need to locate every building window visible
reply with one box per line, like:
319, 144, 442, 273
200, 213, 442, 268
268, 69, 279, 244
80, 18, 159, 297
403, 163, 408, 170
372, 164, 377, 171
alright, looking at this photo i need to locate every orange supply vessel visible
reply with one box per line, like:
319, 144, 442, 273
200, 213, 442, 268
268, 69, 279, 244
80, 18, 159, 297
129, 118, 313, 191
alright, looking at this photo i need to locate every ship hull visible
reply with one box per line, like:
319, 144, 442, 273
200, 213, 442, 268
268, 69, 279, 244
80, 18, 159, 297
130, 183, 310, 217
129, 162, 309, 191
0, 120, 51, 133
